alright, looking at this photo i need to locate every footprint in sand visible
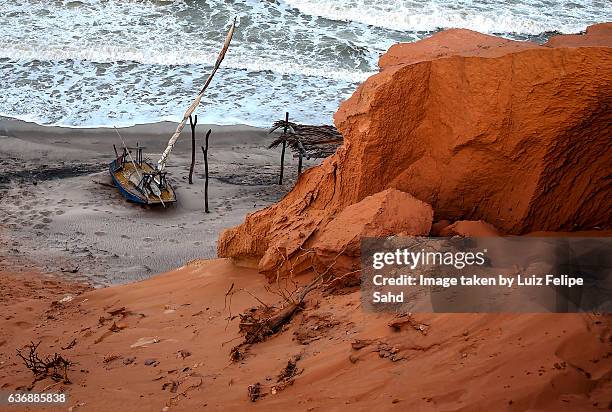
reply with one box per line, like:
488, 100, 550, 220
14, 321, 32, 329
55, 210, 65, 215
120, 234, 130, 239
42, 217, 52, 224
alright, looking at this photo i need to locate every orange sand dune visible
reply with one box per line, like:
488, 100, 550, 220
1, 259, 610, 411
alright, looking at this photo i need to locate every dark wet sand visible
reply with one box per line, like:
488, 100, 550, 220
0, 117, 316, 285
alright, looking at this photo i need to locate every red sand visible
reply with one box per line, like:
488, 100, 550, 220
1, 258, 610, 411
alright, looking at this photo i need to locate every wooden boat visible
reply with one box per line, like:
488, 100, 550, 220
109, 146, 176, 206
108, 18, 236, 207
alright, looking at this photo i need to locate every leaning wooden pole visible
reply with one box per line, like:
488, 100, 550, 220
188, 114, 198, 184
278, 111, 289, 185
157, 18, 235, 172
201, 129, 211, 213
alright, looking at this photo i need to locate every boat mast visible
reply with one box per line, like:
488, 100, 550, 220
157, 18, 236, 172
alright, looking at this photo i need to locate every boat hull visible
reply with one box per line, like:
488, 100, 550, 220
109, 159, 176, 206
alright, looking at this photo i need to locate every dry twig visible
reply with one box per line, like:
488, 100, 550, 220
16, 341, 72, 384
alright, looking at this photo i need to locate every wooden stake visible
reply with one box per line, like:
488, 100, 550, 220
201, 129, 212, 213
188, 115, 198, 184
297, 138, 305, 176
279, 111, 289, 185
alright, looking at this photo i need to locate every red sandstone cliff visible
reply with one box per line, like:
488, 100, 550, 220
218, 24, 612, 277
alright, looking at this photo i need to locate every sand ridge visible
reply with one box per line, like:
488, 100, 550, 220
0, 258, 609, 411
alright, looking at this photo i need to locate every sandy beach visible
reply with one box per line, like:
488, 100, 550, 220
0, 117, 315, 285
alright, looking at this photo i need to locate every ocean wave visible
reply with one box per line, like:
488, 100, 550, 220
0, 111, 257, 130
1, 0, 609, 129
0, 57, 360, 129
0, 44, 372, 82
284, 0, 610, 34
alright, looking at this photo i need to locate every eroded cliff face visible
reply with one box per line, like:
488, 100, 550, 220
218, 25, 612, 277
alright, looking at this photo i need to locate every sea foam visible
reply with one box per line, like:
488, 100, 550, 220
0, 0, 609, 128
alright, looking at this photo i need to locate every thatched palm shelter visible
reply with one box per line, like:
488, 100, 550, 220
268, 120, 343, 159
268, 117, 344, 184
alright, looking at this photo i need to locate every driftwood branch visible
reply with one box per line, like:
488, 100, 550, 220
16, 341, 72, 385
228, 245, 354, 363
